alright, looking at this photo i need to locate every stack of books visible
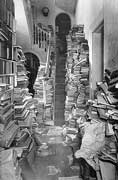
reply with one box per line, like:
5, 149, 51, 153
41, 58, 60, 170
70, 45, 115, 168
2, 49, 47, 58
65, 25, 89, 127
35, 102, 44, 123
34, 66, 45, 123
34, 67, 44, 101
45, 79, 54, 122
16, 61, 28, 88
0, 84, 14, 125
14, 59, 35, 127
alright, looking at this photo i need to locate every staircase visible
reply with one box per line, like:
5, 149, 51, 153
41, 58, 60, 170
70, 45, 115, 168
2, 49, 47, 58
54, 37, 67, 126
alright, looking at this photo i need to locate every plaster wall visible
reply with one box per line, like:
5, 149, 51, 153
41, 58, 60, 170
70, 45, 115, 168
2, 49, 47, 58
76, 0, 118, 98
104, 0, 118, 71
75, 0, 103, 98
14, 0, 75, 64
75, 0, 103, 40
35, 0, 75, 29
13, 0, 31, 50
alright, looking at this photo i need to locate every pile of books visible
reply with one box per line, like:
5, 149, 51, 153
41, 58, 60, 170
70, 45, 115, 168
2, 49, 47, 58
35, 102, 44, 123
34, 79, 44, 101
65, 25, 89, 127
0, 83, 14, 125
45, 106, 52, 121
46, 80, 54, 105
83, 70, 118, 170
88, 70, 118, 122
16, 61, 28, 88
50, 65, 56, 78
14, 59, 35, 126
34, 66, 45, 123
14, 88, 33, 125
34, 67, 45, 101
45, 79, 54, 121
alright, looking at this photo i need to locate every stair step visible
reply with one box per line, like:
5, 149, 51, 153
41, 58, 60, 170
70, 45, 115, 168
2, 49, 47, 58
56, 76, 65, 79
56, 81, 65, 83
55, 84, 65, 88
55, 39, 67, 125
55, 92, 65, 95
55, 104, 65, 108
56, 69, 66, 72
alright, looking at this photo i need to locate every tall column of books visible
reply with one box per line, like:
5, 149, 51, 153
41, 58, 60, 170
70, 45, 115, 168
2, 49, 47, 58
44, 37, 55, 125
14, 47, 36, 127
45, 78, 54, 123
34, 66, 45, 123
34, 67, 55, 124
65, 25, 89, 127
34, 37, 55, 125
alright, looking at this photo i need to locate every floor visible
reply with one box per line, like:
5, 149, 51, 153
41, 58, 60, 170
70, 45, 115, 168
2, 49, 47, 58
20, 36, 81, 180
20, 126, 81, 180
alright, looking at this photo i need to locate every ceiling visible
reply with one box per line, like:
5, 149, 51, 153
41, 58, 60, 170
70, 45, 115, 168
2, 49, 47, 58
56, 0, 77, 14
30, 0, 78, 14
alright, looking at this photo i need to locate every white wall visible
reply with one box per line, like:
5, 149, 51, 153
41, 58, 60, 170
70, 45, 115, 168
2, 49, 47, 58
75, 0, 103, 40
34, 0, 55, 27
75, 0, 118, 99
14, 0, 47, 64
14, 0, 75, 64
75, 0, 103, 98
35, 0, 75, 29
104, 0, 118, 71
13, 0, 31, 50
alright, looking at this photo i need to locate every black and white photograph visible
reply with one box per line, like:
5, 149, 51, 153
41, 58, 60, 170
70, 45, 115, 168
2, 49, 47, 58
0, 0, 118, 180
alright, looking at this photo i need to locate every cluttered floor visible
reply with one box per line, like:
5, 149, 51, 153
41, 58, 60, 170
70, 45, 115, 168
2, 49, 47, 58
19, 32, 118, 180
20, 125, 82, 180
20, 36, 83, 180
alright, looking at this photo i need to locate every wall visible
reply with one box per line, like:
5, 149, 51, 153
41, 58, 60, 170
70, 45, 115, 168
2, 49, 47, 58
13, 0, 31, 50
75, 0, 103, 40
14, 0, 75, 64
75, 0, 103, 98
75, 0, 118, 98
14, 0, 47, 64
34, 0, 75, 29
104, 0, 118, 71
55, 6, 75, 28
55, 0, 77, 15
34, 0, 55, 27
32, 1, 75, 63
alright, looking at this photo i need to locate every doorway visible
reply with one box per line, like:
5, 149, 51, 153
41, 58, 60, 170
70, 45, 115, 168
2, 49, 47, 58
90, 21, 104, 98
24, 52, 40, 97
56, 13, 71, 41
